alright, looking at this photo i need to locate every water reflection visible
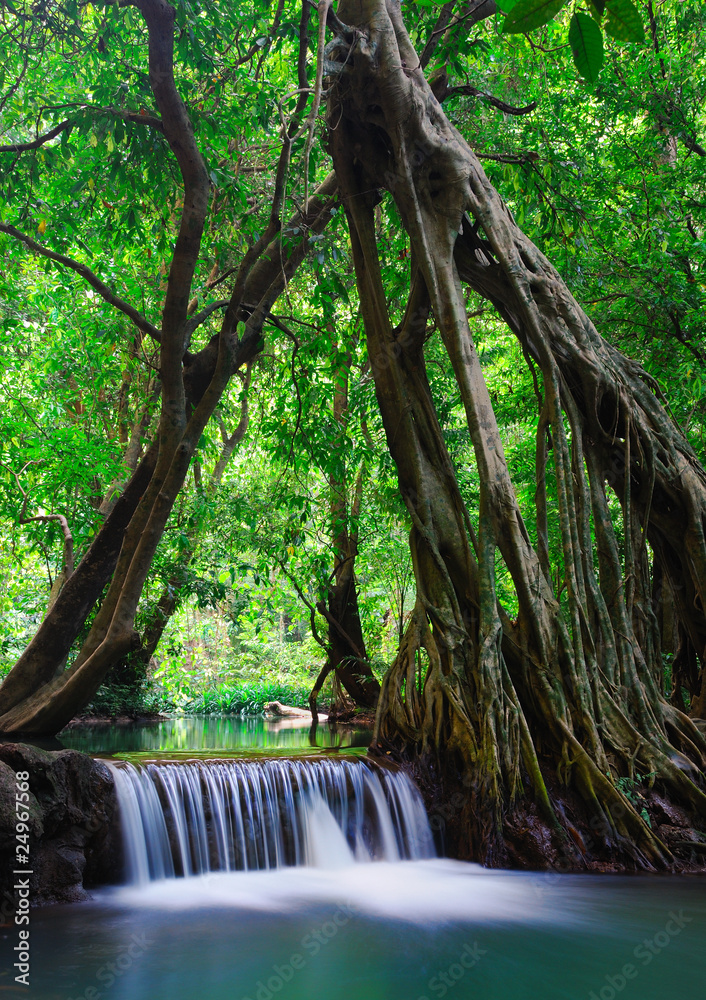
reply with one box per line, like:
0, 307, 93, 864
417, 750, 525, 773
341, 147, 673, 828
57, 715, 372, 755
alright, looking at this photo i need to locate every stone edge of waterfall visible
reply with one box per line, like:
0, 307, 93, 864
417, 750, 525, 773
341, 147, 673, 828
0, 742, 123, 905
0, 746, 435, 905
97, 747, 377, 766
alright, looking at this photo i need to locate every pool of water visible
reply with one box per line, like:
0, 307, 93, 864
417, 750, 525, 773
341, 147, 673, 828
12, 867, 706, 999
56, 715, 372, 756
4, 719, 705, 1000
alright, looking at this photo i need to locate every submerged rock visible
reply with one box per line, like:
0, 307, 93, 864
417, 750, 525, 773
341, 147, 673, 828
0, 742, 122, 905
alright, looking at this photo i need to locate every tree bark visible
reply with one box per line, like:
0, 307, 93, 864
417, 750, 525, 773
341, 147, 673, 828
327, 0, 706, 866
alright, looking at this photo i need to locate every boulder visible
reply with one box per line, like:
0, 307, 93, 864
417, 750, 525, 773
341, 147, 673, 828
0, 743, 122, 906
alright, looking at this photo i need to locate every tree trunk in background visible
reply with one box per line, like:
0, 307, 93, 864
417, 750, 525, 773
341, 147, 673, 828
323, 468, 380, 711
310, 355, 380, 714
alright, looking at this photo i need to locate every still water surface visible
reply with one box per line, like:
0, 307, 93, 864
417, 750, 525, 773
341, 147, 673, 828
58, 715, 372, 755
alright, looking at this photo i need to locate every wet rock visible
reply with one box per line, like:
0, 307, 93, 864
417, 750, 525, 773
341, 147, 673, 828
647, 791, 691, 829
0, 743, 122, 906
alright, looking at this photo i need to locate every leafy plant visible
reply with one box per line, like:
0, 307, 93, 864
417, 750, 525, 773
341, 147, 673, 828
614, 772, 657, 827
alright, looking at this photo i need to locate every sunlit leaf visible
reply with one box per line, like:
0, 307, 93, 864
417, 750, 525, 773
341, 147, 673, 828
604, 0, 645, 43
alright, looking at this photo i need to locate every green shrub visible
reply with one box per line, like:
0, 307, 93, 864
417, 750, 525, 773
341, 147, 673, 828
176, 679, 311, 714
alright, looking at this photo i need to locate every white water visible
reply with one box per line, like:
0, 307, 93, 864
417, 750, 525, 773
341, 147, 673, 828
106, 858, 563, 925
302, 790, 356, 868
32, 751, 706, 1000
108, 757, 435, 884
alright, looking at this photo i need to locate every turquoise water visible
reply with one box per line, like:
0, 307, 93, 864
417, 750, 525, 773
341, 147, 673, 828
5, 720, 705, 1000
17, 869, 706, 999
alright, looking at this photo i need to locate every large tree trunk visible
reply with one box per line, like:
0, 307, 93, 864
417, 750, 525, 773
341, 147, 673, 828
0, 443, 157, 718
327, 0, 706, 866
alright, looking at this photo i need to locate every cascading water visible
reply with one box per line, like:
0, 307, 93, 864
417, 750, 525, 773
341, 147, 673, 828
108, 757, 435, 884
31, 744, 703, 1000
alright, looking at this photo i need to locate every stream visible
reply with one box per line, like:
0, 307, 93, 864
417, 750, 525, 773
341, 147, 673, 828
7, 717, 706, 999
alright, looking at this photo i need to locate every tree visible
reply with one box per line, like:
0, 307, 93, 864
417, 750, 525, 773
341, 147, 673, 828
299, 337, 380, 714
1, 0, 706, 870
0, 0, 338, 731
327, 0, 706, 865
225, 320, 384, 712
107, 361, 253, 695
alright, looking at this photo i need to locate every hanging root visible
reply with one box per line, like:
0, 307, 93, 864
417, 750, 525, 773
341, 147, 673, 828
328, 0, 706, 868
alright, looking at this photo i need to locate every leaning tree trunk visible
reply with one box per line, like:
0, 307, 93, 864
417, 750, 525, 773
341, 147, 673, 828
327, 0, 706, 866
0, 0, 337, 736
108, 363, 254, 692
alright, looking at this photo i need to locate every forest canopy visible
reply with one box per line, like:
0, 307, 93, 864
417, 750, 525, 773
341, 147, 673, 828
1, 0, 706, 867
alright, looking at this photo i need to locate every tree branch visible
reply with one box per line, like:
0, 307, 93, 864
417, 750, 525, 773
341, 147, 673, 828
0, 223, 162, 342
9, 464, 75, 581
115, 108, 165, 132
210, 361, 253, 484
134, 0, 211, 400
421, 0, 497, 70
0, 119, 71, 152
0, 107, 164, 155
476, 150, 538, 163
185, 299, 230, 339
444, 85, 537, 115
420, 2, 456, 70
20, 514, 75, 580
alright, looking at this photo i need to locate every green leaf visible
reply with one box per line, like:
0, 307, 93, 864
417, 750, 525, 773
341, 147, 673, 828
502, 0, 567, 34
569, 12, 604, 83
496, 0, 519, 11
604, 0, 645, 43
586, 0, 605, 20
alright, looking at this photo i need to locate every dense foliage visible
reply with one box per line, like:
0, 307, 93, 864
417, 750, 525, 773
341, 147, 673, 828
1, 0, 705, 865
1, 0, 703, 713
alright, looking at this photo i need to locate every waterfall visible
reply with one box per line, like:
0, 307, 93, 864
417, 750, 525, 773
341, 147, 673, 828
108, 758, 435, 884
